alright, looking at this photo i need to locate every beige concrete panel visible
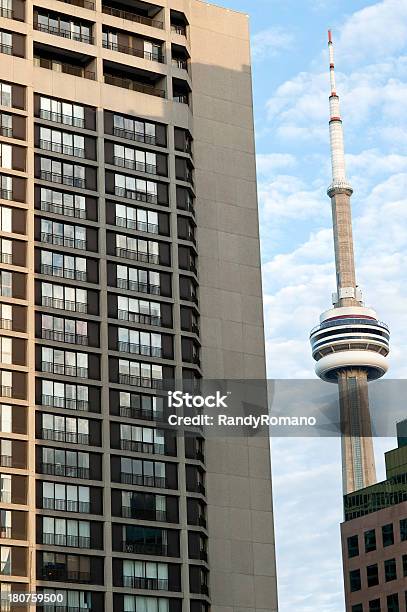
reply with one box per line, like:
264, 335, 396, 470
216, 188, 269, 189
231, 540, 254, 574
251, 511, 275, 544
253, 542, 277, 577
231, 573, 256, 606
249, 477, 274, 511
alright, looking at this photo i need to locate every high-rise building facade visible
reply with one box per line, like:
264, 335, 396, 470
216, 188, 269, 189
0, 1, 277, 611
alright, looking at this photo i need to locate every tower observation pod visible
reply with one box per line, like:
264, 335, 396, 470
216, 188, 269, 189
309, 31, 390, 495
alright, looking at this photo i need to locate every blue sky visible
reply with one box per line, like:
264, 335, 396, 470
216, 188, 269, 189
211, 0, 407, 610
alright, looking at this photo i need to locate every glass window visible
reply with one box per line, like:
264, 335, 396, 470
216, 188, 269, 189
0, 206, 11, 233
368, 600, 381, 612
400, 518, 407, 542
367, 563, 379, 587
0, 404, 11, 431
387, 594, 399, 612
384, 558, 397, 582
0, 82, 11, 107
365, 529, 376, 553
0, 144, 11, 169
382, 524, 394, 547
350, 569, 361, 592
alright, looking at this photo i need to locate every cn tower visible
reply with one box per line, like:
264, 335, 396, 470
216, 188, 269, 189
310, 31, 390, 495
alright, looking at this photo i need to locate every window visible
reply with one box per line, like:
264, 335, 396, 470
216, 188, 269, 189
42, 516, 90, 548
117, 295, 161, 325
403, 554, 407, 577
115, 233, 159, 264
40, 551, 90, 582
365, 529, 376, 553
0, 337, 11, 363
0, 404, 11, 431
41, 282, 88, 313
42, 481, 90, 513
120, 457, 166, 488
400, 518, 407, 541
41, 314, 88, 345
119, 392, 164, 421
0, 303, 11, 329
114, 203, 158, 233
0, 82, 11, 107
0, 206, 11, 232
124, 595, 169, 612
40, 187, 86, 219
384, 558, 397, 582
382, 524, 394, 547
367, 563, 379, 587
40, 157, 86, 188
41, 447, 90, 479
0, 31, 12, 55
0, 238, 12, 263
41, 379, 90, 411
0, 369, 12, 395
118, 359, 162, 388
42, 412, 89, 444
122, 560, 168, 589
347, 535, 359, 558
39, 96, 85, 127
36, 12, 92, 43
121, 491, 166, 521
116, 264, 160, 294
120, 424, 165, 454
0, 175, 12, 199
0, 546, 11, 575
113, 114, 157, 145
114, 173, 158, 203
40, 219, 87, 250
369, 600, 381, 612
386, 594, 399, 612
0, 112, 12, 137
0, 474, 11, 503
0, 509, 11, 537
41, 346, 88, 378
0, 143, 11, 169
40, 250, 87, 281
42, 589, 92, 611
118, 328, 162, 357
39, 127, 85, 158
113, 145, 157, 174
0, 439, 11, 465
350, 569, 361, 592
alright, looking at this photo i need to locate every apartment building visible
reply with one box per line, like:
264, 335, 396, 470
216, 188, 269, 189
0, 0, 277, 611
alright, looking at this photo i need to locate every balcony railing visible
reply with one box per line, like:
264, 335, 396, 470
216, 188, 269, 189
41, 296, 88, 314
42, 533, 91, 548
41, 329, 89, 346
114, 186, 158, 204
117, 341, 162, 357
122, 576, 168, 590
0, 492, 11, 503
41, 428, 90, 445
198, 515, 207, 528
172, 58, 188, 70
40, 462, 90, 479
171, 24, 186, 36
119, 404, 164, 421
112, 156, 157, 175
173, 95, 189, 104
0, 527, 12, 538
39, 139, 85, 159
0, 7, 13, 19
115, 247, 159, 264
40, 567, 91, 583
34, 22, 94, 45
0, 125, 12, 138
58, 0, 95, 9
35, 58, 95, 80
42, 497, 90, 513
117, 278, 160, 295
41, 395, 89, 412
120, 438, 164, 454
118, 374, 163, 389
0, 318, 12, 330
104, 74, 165, 98
120, 473, 166, 488
122, 541, 167, 555
117, 310, 161, 326
0, 43, 12, 55
40, 264, 87, 282
41, 361, 88, 379
115, 216, 158, 234
121, 506, 166, 521
40, 232, 87, 251
39, 109, 85, 129
0, 189, 12, 200
0, 386, 12, 397
113, 126, 156, 145
0, 252, 12, 264
197, 482, 206, 495
0, 454, 12, 467
101, 5, 164, 29
103, 40, 164, 63
39, 170, 86, 189
40, 200, 87, 219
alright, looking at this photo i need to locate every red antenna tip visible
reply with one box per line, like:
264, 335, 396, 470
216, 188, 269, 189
328, 30, 332, 43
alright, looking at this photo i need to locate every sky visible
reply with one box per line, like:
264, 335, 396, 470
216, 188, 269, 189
210, 0, 407, 610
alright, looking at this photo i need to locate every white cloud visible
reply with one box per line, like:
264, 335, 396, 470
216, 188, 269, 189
251, 27, 294, 60
258, 174, 327, 219
256, 153, 296, 175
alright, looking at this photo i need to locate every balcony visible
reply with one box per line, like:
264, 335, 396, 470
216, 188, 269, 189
40, 264, 87, 282
119, 404, 164, 421
41, 296, 88, 314
39, 139, 85, 159
41, 232, 87, 251
117, 341, 162, 357
120, 472, 166, 488
114, 186, 158, 204
0, 317, 12, 330
35, 56, 95, 80
41, 394, 90, 412
0, 454, 12, 467
121, 506, 166, 521
117, 278, 160, 295
0, 386, 12, 397
105, 73, 165, 97
117, 310, 161, 326
115, 247, 159, 265
120, 438, 164, 454
40, 462, 90, 479
39, 170, 86, 189
0, 527, 12, 539
103, 40, 164, 63
0, 124, 12, 138
104, 60, 165, 97
122, 576, 168, 590
40, 567, 91, 583
41, 328, 89, 346
113, 125, 156, 145
41, 428, 90, 445
115, 216, 158, 234
34, 22, 94, 45
0, 7, 13, 19
39, 109, 85, 129
0, 42, 12, 55
42, 497, 90, 513
0, 252, 12, 264
171, 24, 186, 36
102, 2, 163, 29
34, 44, 96, 80
42, 533, 91, 548
0, 188, 12, 201
41, 361, 88, 379
122, 541, 167, 555
57, 0, 95, 9
118, 374, 163, 389
113, 156, 157, 175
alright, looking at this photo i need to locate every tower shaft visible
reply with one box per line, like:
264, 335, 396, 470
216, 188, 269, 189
330, 190, 358, 307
